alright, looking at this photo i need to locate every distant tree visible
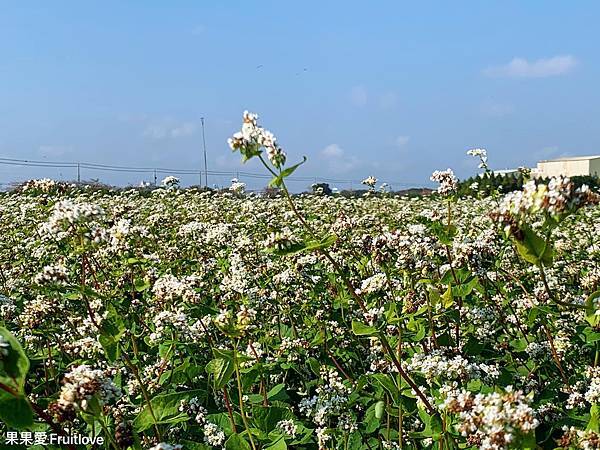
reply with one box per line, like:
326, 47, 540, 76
311, 183, 332, 195
457, 172, 599, 197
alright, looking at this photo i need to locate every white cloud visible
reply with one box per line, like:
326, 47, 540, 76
350, 85, 368, 106
395, 136, 410, 147
143, 120, 197, 139
484, 55, 578, 78
321, 144, 344, 158
319, 143, 360, 173
171, 123, 197, 138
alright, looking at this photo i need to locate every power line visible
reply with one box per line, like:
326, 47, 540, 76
0, 156, 421, 187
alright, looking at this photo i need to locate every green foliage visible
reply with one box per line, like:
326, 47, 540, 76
512, 224, 554, 266
0, 327, 33, 429
0, 390, 34, 429
134, 390, 206, 432
1, 123, 600, 449
0, 327, 30, 390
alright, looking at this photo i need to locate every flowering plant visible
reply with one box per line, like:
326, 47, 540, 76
0, 112, 598, 449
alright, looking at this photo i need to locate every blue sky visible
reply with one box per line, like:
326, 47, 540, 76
1, 1, 599, 190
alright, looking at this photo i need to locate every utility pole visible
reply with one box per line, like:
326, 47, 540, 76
77, 163, 81, 183
201, 117, 208, 188
154, 169, 157, 186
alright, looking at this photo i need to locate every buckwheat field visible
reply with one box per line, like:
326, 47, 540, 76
1, 112, 600, 450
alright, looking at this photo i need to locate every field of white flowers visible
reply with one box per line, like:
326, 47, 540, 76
0, 112, 599, 450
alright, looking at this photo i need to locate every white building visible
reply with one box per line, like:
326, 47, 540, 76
535, 155, 600, 178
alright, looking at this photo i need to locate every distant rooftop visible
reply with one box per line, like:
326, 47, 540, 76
539, 155, 600, 163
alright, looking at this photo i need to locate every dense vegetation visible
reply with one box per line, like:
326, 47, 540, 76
456, 172, 600, 198
0, 113, 599, 450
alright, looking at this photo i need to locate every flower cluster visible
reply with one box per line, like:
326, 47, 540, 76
179, 397, 226, 446
50, 365, 120, 421
430, 169, 458, 195
39, 199, 105, 239
498, 176, 599, 222
362, 176, 377, 189
467, 148, 488, 170
276, 419, 298, 438
228, 110, 287, 168
20, 178, 60, 193
442, 386, 538, 450
557, 426, 600, 450
408, 350, 499, 383
148, 444, 183, 450
229, 178, 246, 194
161, 176, 180, 188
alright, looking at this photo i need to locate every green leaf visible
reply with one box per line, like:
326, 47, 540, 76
269, 234, 337, 257
374, 400, 385, 420
134, 278, 151, 292
98, 305, 126, 362
240, 144, 262, 163
268, 157, 307, 188
512, 225, 554, 266
133, 390, 205, 432
417, 217, 457, 245
307, 358, 321, 376
225, 433, 252, 450
363, 402, 381, 433
264, 437, 287, 450
371, 374, 400, 404
0, 390, 33, 429
519, 431, 537, 450
441, 285, 454, 308
266, 384, 290, 402
206, 357, 235, 390
347, 432, 362, 450
351, 321, 378, 336
451, 276, 479, 297
303, 234, 337, 252
585, 290, 600, 327
207, 412, 238, 436
428, 287, 441, 309
583, 328, 600, 344
252, 406, 293, 433
0, 327, 29, 390
588, 404, 600, 432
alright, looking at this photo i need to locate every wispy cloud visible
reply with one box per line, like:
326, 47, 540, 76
142, 120, 197, 139
395, 136, 410, 147
321, 143, 344, 158
350, 85, 368, 106
484, 55, 578, 78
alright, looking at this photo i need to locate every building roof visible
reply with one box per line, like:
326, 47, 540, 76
492, 169, 519, 174
539, 155, 600, 163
